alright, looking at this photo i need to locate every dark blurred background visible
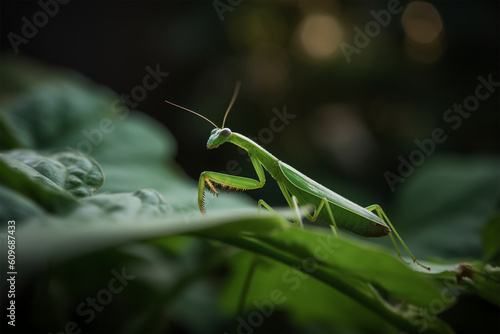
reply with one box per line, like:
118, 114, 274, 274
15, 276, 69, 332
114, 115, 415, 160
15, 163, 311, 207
1, 0, 499, 208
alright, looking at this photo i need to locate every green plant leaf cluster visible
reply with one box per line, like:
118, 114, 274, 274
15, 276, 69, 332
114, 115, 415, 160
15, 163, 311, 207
0, 57, 498, 334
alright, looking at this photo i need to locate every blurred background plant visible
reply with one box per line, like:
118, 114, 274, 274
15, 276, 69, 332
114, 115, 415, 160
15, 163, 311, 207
1, 1, 499, 333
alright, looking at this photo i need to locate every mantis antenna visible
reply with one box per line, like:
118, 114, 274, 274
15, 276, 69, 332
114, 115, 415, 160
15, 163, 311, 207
164, 99, 219, 129
165, 80, 241, 129
221, 80, 241, 128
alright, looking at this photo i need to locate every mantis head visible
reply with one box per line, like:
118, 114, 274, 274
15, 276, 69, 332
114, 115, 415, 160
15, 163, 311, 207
165, 81, 241, 150
207, 128, 232, 149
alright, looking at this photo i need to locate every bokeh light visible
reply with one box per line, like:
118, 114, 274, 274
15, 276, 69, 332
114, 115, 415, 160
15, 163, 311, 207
401, 1, 443, 44
401, 1, 444, 64
297, 13, 343, 60
403, 37, 443, 64
311, 104, 377, 174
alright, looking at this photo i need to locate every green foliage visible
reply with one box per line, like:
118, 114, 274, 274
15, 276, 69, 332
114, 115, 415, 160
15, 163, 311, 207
1, 58, 498, 333
4, 149, 104, 196
394, 155, 500, 260
482, 215, 500, 265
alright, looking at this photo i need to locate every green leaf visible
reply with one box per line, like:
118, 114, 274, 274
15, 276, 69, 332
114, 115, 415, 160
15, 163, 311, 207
13, 211, 452, 333
74, 189, 173, 221
475, 264, 500, 306
0, 185, 46, 221
5, 149, 104, 197
0, 152, 77, 213
14, 211, 282, 275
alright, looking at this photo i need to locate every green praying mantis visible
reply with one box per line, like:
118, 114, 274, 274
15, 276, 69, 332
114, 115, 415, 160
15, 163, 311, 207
166, 82, 430, 271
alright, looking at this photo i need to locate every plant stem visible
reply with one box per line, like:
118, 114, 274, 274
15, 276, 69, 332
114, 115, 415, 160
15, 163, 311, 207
232, 255, 258, 334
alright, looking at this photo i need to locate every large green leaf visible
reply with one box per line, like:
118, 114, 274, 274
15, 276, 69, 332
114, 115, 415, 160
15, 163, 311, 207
13, 209, 452, 334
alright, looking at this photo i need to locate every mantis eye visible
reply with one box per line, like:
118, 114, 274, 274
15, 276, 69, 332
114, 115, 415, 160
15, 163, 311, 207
220, 128, 232, 138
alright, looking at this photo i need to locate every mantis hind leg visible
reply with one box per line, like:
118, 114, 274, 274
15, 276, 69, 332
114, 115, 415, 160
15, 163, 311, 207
268, 181, 304, 228
258, 197, 303, 228
366, 205, 430, 271
304, 198, 339, 237
276, 182, 339, 236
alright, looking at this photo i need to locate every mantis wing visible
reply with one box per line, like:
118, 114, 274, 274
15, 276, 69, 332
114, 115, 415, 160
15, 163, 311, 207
278, 161, 390, 237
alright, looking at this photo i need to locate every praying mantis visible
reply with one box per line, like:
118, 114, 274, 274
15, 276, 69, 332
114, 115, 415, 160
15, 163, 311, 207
165, 82, 430, 270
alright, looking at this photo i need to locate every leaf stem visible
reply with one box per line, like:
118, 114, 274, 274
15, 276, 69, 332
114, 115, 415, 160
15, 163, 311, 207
232, 255, 258, 334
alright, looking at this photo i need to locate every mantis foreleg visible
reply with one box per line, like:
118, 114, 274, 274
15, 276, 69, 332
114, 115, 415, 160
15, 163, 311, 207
366, 205, 430, 271
198, 155, 266, 213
